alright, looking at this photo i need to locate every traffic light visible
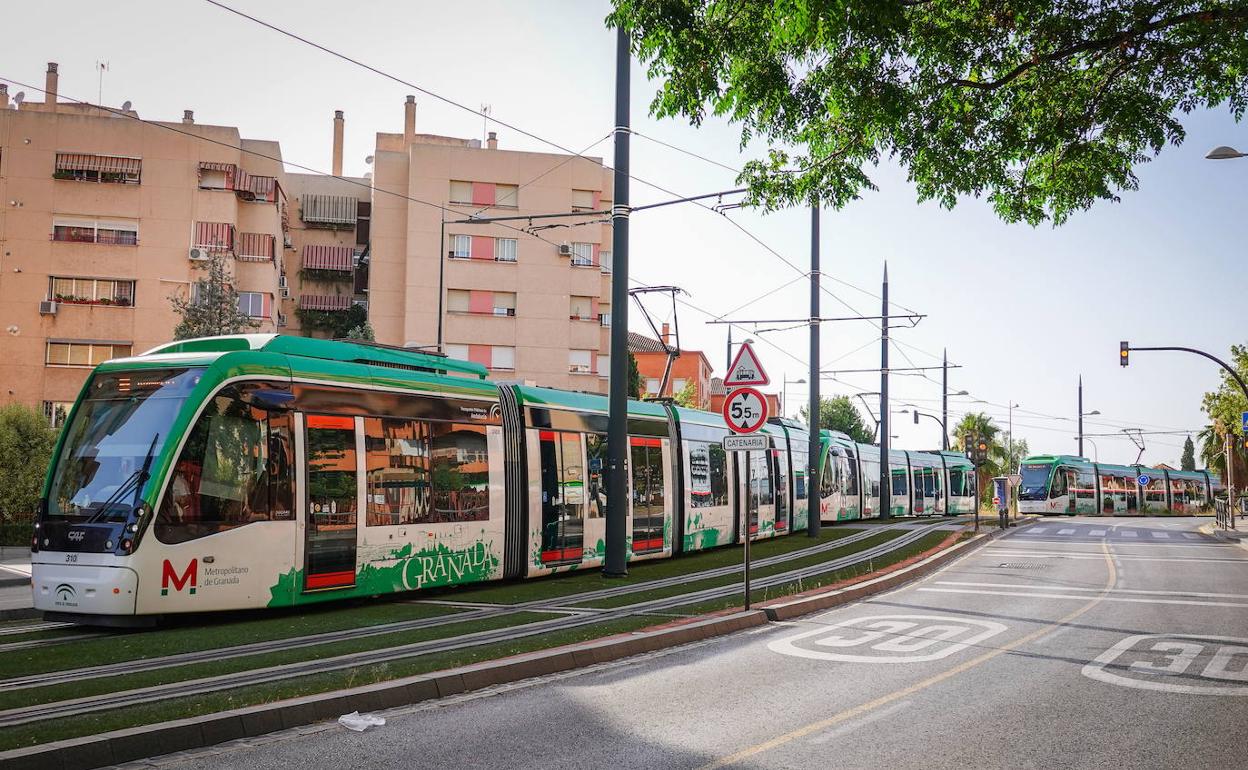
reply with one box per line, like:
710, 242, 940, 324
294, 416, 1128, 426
974, 438, 990, 466
913, 410, 920, 424
1120, 341, 1130, 367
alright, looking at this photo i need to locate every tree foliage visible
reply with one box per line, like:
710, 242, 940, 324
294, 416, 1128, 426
628, 352, 644, 399
0, 403, 56, 521
345, 322, 376, 341
674, 379, 700, 408
1198, 343, 1247, 480
1181, 435, 1196, 471
297, 303, 368, 339
169, 251, 258, 340
610, 1, 1248, 224
951, 411, 1016, 502
799, 395, 873, 443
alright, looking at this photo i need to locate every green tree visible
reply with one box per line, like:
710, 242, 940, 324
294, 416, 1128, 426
798, 395, 873, 444
169, 251, 258, 340
1198, 343, 1248, 482
610, 2, 1248, 224
0, 403, 56, 524
952, 412, 1009, 504
1181, 435, 1197, 471
628, 352, 643, 399
345, 322, 376, 341
674, 379, 699, 408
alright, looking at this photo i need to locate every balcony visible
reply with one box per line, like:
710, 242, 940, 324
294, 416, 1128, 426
51, 225, 138, 246
301, 194, 357, 228
298, 294, 353, 311
54, 153, 141, 185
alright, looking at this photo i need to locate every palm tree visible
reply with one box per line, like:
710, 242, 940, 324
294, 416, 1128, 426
952, 412, 1008, 504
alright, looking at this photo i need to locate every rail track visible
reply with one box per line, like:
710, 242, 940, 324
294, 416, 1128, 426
0, 520, 959, 728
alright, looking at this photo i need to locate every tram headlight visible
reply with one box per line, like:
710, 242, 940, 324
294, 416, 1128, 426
121, 539, 133, 554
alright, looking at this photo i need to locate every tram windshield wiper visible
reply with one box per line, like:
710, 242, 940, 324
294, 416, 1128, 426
83, 433, 160, 525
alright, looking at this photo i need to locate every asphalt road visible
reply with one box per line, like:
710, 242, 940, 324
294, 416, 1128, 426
146, 517, 1248, 770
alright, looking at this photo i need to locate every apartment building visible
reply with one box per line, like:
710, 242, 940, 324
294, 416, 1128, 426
281, 112, 371, 338
0, 63, 286, 423
370, 96, 614, 392
628, 324, 714, 409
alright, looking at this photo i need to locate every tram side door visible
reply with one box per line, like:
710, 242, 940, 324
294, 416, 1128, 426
301, 414, 361, 591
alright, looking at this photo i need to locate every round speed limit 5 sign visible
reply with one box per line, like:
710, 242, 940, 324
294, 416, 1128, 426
722, 387, 768, 433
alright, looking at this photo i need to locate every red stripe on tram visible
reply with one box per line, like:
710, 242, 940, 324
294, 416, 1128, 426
305, 570, 355, 589
632, 538, 664, 552
307, 415, 355, 430
630, 437, 661, 448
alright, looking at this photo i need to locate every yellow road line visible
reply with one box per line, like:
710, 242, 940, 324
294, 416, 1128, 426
696, 542, 1117, 770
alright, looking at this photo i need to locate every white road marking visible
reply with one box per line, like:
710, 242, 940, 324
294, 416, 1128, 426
1152, 532, 1171, 539
986, 550, 1246, 563
1058, 528, 1076, 535
1089, 529, 1107, 536
1083, 634, 1248, 696
1028, 528, 1048, 534
1122, 531, 1138, 537
768, 614, 1008, 663
1184, 533, 1201, 539
933, 580, 1248, 601
918, 587, 1248, 608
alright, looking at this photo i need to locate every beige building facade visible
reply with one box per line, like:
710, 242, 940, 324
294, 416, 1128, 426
0, 64, 614, 421
370, 97, 613, 392
0, 63, 286, 423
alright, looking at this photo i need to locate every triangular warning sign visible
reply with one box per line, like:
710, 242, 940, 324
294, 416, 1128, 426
724, 341, 769, 387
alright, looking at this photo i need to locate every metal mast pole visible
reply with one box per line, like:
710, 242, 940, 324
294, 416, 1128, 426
879, 263, 890, 519
1078, 375, 1084, 457
808, 203, 821, 537
941, 348, 949, 450
726, 326, 732, 372
604, 25, 630, 577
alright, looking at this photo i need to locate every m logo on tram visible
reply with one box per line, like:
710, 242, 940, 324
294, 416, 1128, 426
161, 559, 197, 596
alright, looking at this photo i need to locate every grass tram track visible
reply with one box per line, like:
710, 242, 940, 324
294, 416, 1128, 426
0, 521, 956, 730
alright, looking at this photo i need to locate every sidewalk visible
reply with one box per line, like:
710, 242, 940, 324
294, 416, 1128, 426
0, 545, 31, 588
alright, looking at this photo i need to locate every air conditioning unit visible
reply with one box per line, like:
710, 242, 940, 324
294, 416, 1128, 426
280, 287, 291, 299
283, 235, 294, 249
38, 300, 57, 315
188, 247, 208, 261
278, 274, 288, 289
557, 243, 572, 257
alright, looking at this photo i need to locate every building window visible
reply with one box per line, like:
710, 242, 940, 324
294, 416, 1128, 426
46, 341, 132, 367
569, 349, 592, 374
570, 242, 594, 267
54, 153, 141, 184
193, 221, 236, 252
237, 292, 270, 318
570, 295, 594, 321
445, 344, 469, 360
493, 292, 516, 316
198, 162, 237, 190
491, 346, 516, 371
447, 289, 470, 314
495, 238, 517, 262
645, 378, 660, 395
49, 277, 135, 307
599, 307, 611, 327
600, 250, 612, 274
449, 181, 473, 205
52, 217, 138, 246
448, 290, 516, 316
450, 235, 471, 259
495, 184, 519, 208
597, 354, 610, 378
237, 232, 276, 261
42, 401, 75, 428
571, 189, 595, 211
672, 378, 687, 395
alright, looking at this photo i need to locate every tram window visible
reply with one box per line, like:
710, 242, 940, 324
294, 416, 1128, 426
948, 469, 965, 496
820, 456, 835, 498
430, 423, 489, 522
587, 434, 606, 519
156, 386, 293, 544
891, 468, 908, 496
842, 455, 859, 497
631, 438, 665, 547
688, 441, 728, 509
1050, 469, 1067, 497
539, 430, 585, 557
773, 449, 789, 521
364, 418, 429, 526
1075, 470, 1096, 500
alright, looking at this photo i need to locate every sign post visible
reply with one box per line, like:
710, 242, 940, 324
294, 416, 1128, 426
722, 346, 770, 611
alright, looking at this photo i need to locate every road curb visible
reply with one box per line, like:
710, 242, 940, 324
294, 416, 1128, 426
0, 577, 30, 589
760, 521, 1021, 622
0, 609, 768, 770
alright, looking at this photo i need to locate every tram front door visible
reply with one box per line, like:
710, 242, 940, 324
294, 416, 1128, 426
303, 414, 359, 591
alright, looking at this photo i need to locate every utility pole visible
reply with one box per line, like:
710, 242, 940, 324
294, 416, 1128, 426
808, 203, 821, 537
604, 25, 630, 578
1078, 375, 1084, 457
879, 263, 890, 519
941, 348, 949, 450
726, 326, 732, 373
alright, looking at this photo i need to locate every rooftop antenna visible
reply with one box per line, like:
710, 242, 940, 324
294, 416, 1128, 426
12, 92, 25, 108
480, 103, 491, 143
96, 61, 109, 105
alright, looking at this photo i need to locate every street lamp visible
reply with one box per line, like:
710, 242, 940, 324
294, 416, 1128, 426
1206, 145, 1247, 160
783, 377, 806, 419
1007, 402, 1019, 469
1083, 436, 1100, 462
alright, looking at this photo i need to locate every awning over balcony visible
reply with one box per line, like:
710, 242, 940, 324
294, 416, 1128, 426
301, 194, 357, 226
302, 244, 354, 271
299, 294, 353, 311
194, 221, 235, 251
236, 172, 278, 202
55, 153, 142, 175
198, 162, 238, 189
237, 232, 275, 261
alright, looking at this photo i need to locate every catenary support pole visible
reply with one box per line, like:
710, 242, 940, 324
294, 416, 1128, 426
436, 211, 446, 351
808, 203, 821, 537
604, 25, 630, 577
879, 263, 890, 519
1078, 375, 1084, 457
942, 348, 949, 450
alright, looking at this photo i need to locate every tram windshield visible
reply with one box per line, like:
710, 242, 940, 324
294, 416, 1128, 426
45, 368, 201, 521
1018, 463, 1054, 500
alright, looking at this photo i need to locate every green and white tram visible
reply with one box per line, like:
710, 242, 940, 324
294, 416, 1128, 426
1017, 454, 1220, 516
32, 335, 971, 623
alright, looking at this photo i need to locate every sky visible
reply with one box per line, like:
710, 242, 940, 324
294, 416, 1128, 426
5, 0, 1245, 467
